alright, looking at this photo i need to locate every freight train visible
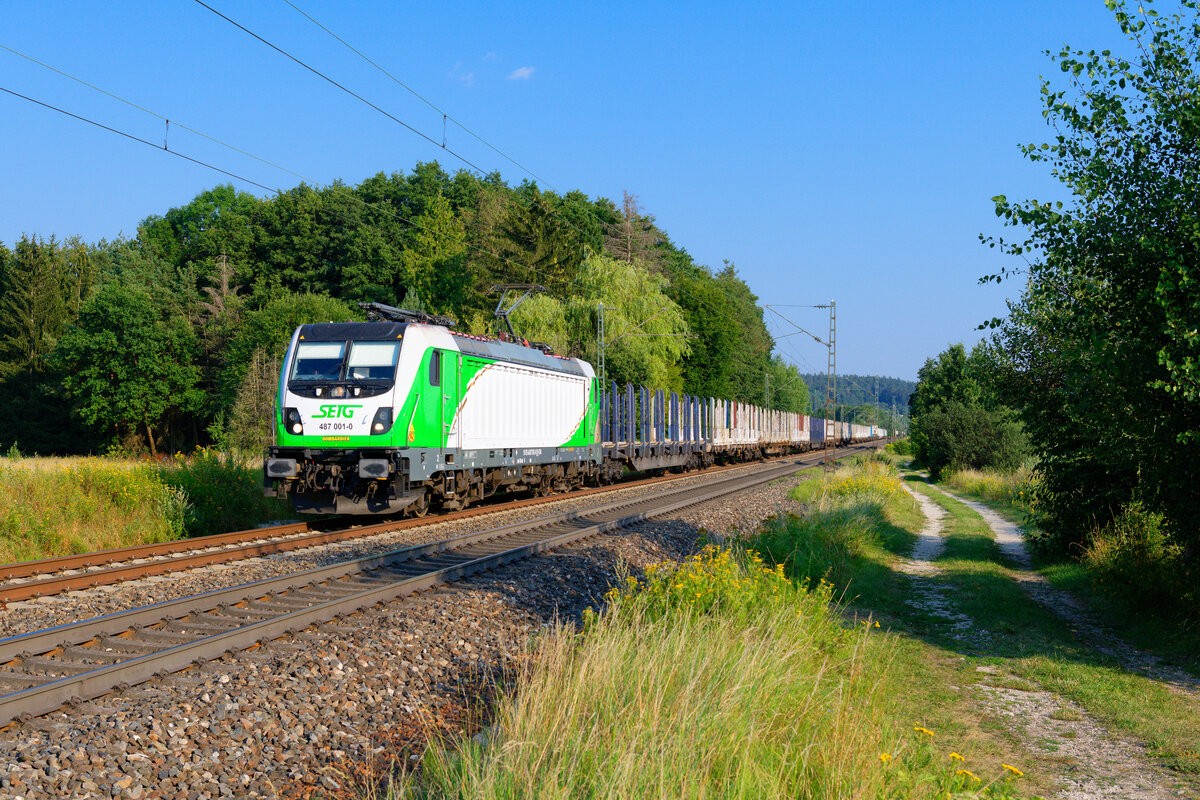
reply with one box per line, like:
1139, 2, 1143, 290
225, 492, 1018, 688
263, 304, 889, 515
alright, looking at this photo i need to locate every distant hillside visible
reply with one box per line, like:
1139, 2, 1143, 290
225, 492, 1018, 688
800, 374, 914, 415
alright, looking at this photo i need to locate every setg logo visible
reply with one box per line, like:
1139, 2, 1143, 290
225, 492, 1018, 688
311, 404, 363, 419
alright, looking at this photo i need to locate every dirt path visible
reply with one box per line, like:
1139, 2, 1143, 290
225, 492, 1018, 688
933, 484, 1200, 702
904, 478, 1191, 800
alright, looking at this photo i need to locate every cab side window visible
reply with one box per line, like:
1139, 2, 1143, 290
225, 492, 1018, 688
428, 350, 441, 387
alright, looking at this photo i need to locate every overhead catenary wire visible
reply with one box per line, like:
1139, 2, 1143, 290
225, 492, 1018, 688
191, 0, 495, 175
193, 0, 617, 258
0, 43, 309, 184
5, 23, 836, 390
280, 0, 553, 192
0, 86, 278, 193
0, 83, 558, 293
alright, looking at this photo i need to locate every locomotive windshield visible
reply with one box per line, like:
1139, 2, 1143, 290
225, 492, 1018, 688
346, 342, 400, 380
291, 342, 345, 381
289, 340, 400, 382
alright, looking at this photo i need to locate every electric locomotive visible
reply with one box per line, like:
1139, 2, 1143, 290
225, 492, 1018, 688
264, 303, 602, 515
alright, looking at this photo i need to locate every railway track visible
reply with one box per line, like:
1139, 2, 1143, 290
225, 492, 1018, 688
0, 451, 836, 726
0, 447, 872, 604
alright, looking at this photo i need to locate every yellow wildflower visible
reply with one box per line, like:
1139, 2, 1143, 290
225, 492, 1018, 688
1001, 764, 1024, 777
878, 753, 891, 763
948, 752, 965, 762
914, 726, 934, 737
956, 769, 981, 782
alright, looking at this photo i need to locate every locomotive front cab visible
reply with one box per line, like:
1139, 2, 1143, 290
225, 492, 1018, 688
265, 320, 423, 514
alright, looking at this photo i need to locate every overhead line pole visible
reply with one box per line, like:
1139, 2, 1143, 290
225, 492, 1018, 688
815, 301, 836, 473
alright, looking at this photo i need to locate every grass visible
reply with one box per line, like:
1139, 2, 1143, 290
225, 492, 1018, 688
934, 468, 1200, 694
903, 475, 1200, 784
0, 449, 289, 562
345, 455, 1198, 799
0, 457, 187, 562
940, 466, 1036, 518
373, 459, 1042, 800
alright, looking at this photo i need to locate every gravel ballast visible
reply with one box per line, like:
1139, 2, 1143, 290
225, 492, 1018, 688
0, 470, 808, 799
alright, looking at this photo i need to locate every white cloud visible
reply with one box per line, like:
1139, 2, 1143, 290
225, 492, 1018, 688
448, 62, 475, 87
506, 66, 535, 81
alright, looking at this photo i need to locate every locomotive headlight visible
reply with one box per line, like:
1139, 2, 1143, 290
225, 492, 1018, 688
284, 407, 303, 435
370, 407, 394, 434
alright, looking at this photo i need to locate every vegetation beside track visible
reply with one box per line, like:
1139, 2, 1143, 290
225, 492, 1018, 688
936, 465, 1200, 684
902, 472, 1200, 786
376, 458, 1040, 800
0, 448, 288, 562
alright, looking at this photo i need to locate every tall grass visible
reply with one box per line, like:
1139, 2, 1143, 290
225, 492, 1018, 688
383, 462, 1030, 800
750, 456, 914, 591
0, 458, 188, 562
941, 466, 1037, 509
0, 450, 290, 562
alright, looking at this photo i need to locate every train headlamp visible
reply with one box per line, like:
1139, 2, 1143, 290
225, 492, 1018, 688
284, 407, 303, 435
371, 407, 394, 434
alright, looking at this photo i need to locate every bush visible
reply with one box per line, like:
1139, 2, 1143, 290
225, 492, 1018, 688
1082, 502, 1197, 620
886, 438, 914, 456
158, 448, 289, 537
911, 401, 1028, 481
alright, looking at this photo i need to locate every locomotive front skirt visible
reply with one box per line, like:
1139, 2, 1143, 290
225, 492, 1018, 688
264, 318, 888, 515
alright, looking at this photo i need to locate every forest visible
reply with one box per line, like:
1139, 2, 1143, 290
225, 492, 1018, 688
0, 164, 824, 456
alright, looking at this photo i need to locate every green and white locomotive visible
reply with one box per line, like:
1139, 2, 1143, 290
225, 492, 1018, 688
264, 304, 604, 515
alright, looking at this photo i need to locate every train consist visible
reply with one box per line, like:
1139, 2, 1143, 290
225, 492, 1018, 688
264, 304, 889, 515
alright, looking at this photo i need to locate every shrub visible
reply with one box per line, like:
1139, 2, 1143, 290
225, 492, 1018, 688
1082, 502, 1197, 620
158, 448, 289, 537
886, 438, 914, 456
911, 401, 1028, 480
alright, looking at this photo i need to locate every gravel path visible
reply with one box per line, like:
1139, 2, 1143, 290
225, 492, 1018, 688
0, 471, 806, 799
913, 480, 1193, 800
896, 483, 974, 639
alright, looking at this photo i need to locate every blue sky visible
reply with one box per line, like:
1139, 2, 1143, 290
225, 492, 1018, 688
1, 1, 1135, 379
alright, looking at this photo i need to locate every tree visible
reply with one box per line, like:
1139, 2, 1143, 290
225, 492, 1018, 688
604, 191, 663, 267
988, 0, 1200, 552
909, 343, 1028, 480
216, 292, 360, 419
766, 356, 811, 414
0, 235, 94, 377
57, 283, 202, 455
400, 192, 473, 318
0, 236, 96, 453
511, 253, 691, 390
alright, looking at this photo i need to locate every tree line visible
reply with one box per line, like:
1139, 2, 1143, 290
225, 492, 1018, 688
0, 165, 814, 456
909, 0, 1200, 562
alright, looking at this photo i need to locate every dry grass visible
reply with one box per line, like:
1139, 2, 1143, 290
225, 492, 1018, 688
942, 466, 1037, 508
0, 450, 288, 563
